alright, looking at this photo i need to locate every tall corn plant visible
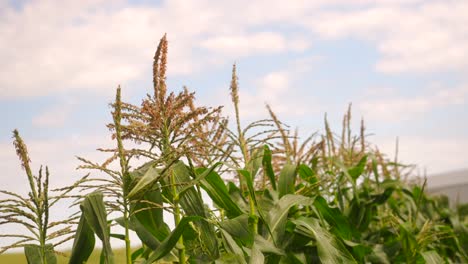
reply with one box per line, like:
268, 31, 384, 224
220, 64, 290, 237
72, 34, 224, 263
0, 130, 81, 263
117, 34, 223, 263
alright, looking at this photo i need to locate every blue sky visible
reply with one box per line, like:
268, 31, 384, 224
1, 0, 468, 193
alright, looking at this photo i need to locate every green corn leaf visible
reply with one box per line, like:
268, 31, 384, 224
133, 186, 170, 242
172, 161, 219, 260
247, 147, 263, 178
253, 234, 285, 256
266, 194, 311, 243
238, 170, 257, 206
278, 164, 297, 198
313, 196, 354, 240
370, 155, 380, 186
249, 244, 264, 264
24, 244, 57, 264
367, 245, 390, 264
144, 216, 202, 263
216, 253, 247, 264
293, 217, 357, 264
114, 216, 160, 250
280, 252, 308, 264
220, 214, 252, 245
68, 213, 95, 264
227, 182, 249, 210
197, 167, 243, 217
130, 216, 161, 250
262, 145, 277, 190
128, 165, 160, 198
220, 229, 247, 264
298, 164, 318, 186
109, 233, 125, 240
371, 187, 395, 205
421, 251, 444, 264
347, 155, 368, 181
131, 247, 145, 262
177, 162, 221, 199
342, 240, 372, 262
81, 192, 114, 264
348, 199, 375, 232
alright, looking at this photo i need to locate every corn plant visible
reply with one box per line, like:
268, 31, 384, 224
0, 130, 82, 263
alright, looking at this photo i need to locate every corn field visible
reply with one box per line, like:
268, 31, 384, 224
1, 35, 467, 264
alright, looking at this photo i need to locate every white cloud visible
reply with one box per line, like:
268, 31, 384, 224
306, 1, 468, 73
0, 1, 155, 97
0, 0, 222, 98
2, 0, 467, 98
200, 32, 309, 58
0, 0, 315, 98
357, 85, 468, 121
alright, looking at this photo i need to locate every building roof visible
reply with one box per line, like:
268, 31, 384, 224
426, 168, 468, 191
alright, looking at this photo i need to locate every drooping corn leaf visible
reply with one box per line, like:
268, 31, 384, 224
68, 212, 95, 264
253, 234, 284, 256
144, 216, 202, 263
132, 186, 170, 242
114, 216, 160, 250
249, 244, 264, 264
81, 192, 114, 264
219, 229, 247, 264
266, 194, 311, 243
177, 162, 222, 198
293, 217, 357, 264
172, 161, 219, 260
313, 196, 354, 240
128, 165, 160, 198
197, 167, 243, 218
220, 214, 252, 245
227, 181, 249, 211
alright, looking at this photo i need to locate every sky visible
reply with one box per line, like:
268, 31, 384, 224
1, 0, 468, 250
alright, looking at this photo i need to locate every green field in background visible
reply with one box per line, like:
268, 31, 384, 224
0, 248, 130, 264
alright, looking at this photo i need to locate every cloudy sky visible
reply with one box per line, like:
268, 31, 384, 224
1, 0, 468, 206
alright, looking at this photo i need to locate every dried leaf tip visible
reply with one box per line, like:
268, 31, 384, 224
230, 63, 239, 106
12, 129, 31, 171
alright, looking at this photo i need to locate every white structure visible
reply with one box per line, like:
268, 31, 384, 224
426, 169, 468, 207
